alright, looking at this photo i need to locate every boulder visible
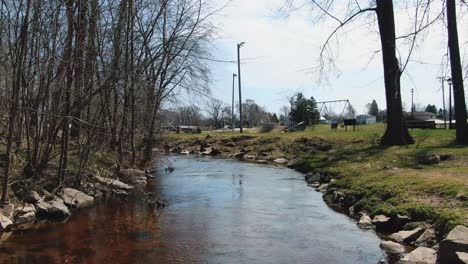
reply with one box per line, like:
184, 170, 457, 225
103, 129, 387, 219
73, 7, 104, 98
256, 160, 268, 164
318, 184, 329, 193
417, 154, 440, 165
390, 214, 412, 232
380, 240, 406, 256
358, 213, 374, 229
61, 188, 94, 209
414, 228, 436, 247
224, 142, 235, 147
119, 169, 147, 186
233, 152, 245, 159
455, 252, 468, 263
287, 157, 303, 169
438, 225, 468, 264
93, 175, 134, 192
35, 197, 70, 219
305, 173, 320, 184
24, 191, 42, 204
397, 247, 436, 264
389, 228, 425, 243
373, 215, 392, 232
243, 155, 256, 160
0, 213, 13, 231
14, 203, 36, 224
273, 158, 288, 164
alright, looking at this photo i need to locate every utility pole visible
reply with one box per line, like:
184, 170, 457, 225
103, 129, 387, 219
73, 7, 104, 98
447, 78, 453, 129
438, 77, 447, 129
411, 88, 414, 119
237, 42, 245, 133
232, 73, 237, 131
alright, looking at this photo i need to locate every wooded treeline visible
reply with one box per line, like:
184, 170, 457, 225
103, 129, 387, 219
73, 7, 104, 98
0, 0, 214, 203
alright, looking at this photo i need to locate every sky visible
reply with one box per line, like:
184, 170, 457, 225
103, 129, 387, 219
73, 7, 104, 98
199, 0, 468, 115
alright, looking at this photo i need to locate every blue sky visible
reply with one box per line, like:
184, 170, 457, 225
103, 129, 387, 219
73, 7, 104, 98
201, 0, 467, 115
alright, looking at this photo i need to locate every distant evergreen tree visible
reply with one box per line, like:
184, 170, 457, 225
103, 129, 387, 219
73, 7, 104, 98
367, 100, 379, 116
271, 113, 279, 123
289, 93, 320, 125
425, 104, 438, 114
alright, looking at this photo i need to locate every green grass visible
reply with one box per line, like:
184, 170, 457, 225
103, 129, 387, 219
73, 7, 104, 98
168, 124, 468, 236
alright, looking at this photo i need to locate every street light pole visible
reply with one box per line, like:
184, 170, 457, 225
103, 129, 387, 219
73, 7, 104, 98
411, 88, 414, 119
237, 42, 245, 133
447, 78, 453, 129
439, 77, 447, 129
232, 73, 237, 131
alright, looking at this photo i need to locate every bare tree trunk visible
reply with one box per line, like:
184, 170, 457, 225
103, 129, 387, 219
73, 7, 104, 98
58, 0, 76, 185
1, 0, 32, 205
446, 0, 468, 144
376, 0, 414, 146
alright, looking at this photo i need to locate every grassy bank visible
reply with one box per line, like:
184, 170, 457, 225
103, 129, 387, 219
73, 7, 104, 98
167, 124, 467, 236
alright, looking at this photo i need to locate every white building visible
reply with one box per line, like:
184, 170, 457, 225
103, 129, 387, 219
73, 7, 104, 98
406, 112, 437, 121
356, 115, 377, 124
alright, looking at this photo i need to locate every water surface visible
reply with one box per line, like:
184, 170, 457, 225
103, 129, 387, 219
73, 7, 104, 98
0, 156, 385, 263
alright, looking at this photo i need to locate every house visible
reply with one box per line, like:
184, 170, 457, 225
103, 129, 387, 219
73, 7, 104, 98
406, 112, 437, 121
356, 114, 376, 124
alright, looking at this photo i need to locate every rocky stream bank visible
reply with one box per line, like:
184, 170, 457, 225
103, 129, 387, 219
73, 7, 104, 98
0, 168, 160, 238
166, 135, 468, 264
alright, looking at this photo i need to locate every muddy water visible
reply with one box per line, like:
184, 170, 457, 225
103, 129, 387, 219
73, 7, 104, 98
0, 156, 385, 264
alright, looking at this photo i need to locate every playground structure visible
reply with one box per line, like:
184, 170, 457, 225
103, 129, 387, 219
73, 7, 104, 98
317, 100, 358, 131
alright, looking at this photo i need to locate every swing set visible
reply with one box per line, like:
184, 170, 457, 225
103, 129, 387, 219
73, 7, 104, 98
317, 100, 358, 131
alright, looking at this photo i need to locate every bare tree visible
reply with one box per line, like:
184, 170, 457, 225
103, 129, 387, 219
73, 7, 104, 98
283, 0, 446, 145
206, 99, 224, 129
446, 0, 468, 144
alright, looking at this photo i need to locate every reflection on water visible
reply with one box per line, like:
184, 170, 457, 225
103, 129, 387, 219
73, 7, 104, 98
0, 156, 385, 264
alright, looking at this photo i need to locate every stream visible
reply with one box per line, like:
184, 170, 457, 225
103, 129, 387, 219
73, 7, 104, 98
0, 156, 385, 263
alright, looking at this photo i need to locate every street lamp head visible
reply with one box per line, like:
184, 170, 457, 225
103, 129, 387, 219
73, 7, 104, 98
238, 41, 245, 47
447, 78, 453, 85
233, 73, 237, 77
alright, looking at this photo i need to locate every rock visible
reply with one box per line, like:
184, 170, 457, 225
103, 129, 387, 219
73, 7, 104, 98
455, 193, 468, 202
437, 225, 468, 264
390, 214, 412, 232
417, 154, 440, 165
256, 160, 268, 164
318, 184, 329, 193
224, 142, 235, 147
308, 182, 320, 189
93, 175, 134, 192
397, 247, 436, 264
439, 154, 453, 161
243, 154, 255, 160
201, 147, 212, 155
0, 213, 13, 231
389, 228, 425, 243
14, 203, 36, 224
358, 212, 374, 229
373, 215, 392, 232
273, 158, 288, 164
380, 240, 406, 256
24, 191, 42, 204
35, 197, 70, 219
61, 188, 94, 209
415, 228, 436, 247
233, 152, 245, 159
455, 252, 468, 263
287, 157, 303, 168
305, 172, 320, 183
180, 150, 190, 155
119, 169, 147, 185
